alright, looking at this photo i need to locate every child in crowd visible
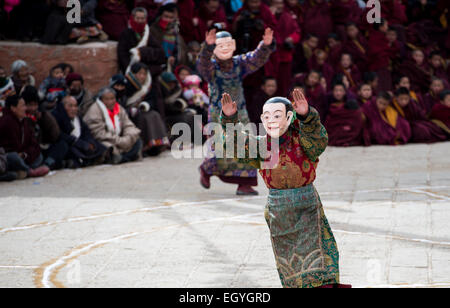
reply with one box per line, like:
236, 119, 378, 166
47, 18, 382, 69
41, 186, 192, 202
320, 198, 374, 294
38, 64, 67, 111
182, 74, 209, 124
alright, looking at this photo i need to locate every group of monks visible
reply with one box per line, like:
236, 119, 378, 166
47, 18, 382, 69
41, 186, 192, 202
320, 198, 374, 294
77, 0, 450, 146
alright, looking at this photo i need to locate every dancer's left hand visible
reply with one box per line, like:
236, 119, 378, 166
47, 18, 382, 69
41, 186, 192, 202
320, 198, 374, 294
263, 28, 274, 46
292, 88, 309, 116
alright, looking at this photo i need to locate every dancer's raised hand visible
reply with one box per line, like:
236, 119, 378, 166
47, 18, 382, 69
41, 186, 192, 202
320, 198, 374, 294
292, 88, 309, 116
205, 29, 217, 45
221, 93, 237, 117
263, 28, 274, 46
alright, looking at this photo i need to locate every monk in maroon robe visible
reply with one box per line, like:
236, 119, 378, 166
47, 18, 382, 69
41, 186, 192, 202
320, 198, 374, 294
284, 0, 304, 30
392, 87, 447, 143
297, 70, 327, 119
428, 51, 449, 85
362, 92, 411, 145
134, 0, 160, 21
293, 33, 319, 75
423, 78, 446, 115
393, 76, 426, 113
335, 53, 361, 91
177, 0, 198, 43
429, 90, 450, 137
326, 33, 343, 69
270, 0, 301, 97
397, 49, 433, 94
330, 0, 362, 43
96, 0, 132, 41
324, 83, 368, 146
307, 49, 335, 91
357, 83, 375, 107
303, 0, 333, 48
343, 22, 368, 73
367, 19, 398, 92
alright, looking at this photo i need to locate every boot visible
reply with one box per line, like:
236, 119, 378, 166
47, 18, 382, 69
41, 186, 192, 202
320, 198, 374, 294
199, 167, 210, 189
236, 185, 259, 196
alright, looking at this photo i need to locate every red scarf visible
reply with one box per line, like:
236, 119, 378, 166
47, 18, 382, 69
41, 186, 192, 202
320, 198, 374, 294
129, 16, 147, 35
108, 103, 120, 129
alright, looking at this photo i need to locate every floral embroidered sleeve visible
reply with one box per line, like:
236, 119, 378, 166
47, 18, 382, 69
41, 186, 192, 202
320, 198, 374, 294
291, 107, 328, 162
220, 111, 264, 169
238, 41, 276, 78
196, 43, 216, 83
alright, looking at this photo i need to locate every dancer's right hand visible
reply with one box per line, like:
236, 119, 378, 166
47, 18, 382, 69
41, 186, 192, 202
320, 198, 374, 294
221, 93, 237, 117
205, 29, 216, 45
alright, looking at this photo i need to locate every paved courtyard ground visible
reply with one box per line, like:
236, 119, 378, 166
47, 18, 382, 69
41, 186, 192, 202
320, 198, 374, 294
0, 142, 449, 288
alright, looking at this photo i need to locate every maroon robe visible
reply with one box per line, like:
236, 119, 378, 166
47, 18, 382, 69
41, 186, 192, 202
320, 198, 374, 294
358, 96, 375, 108
196, 2, 228, 37
397, 60, 433, 94
362, 99, 411, 145
423, 92, 442, 115
327, 43, 343, 68
367, 30, 397, 92
303, 0, 333, 48
305, 83, 327, 120
392, 99, 447, 143
324, 102, 369, 147
429, 103, 450, 136
96, 0, 131, 41
336, 64, 362, 90
330, 0, 362, 42
307, 55, 335, 89
178, 0, 198, 43
285, 0, 304, 30
343, 36, 368, 73
274, 9, 301, 96
134, 0, 160, 21
0, 108, 41, 165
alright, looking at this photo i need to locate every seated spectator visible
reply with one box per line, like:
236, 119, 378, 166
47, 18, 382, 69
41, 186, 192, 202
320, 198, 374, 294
10, 60, 35, 94
157, 71, 200, 144
96, 0, 133, 41
22, 85, 66, 170
69, 0, 109, 44
423, 77, 446, 115
293, 33, 319, 75
386, 27, 406, 61
41, 0, 74, 44
361, 92, 411, 145
186, 41, 202, 72
393, 75, 425, 113
367, 18, 397, 92
336, 53, 361, 92
306, 49, 335, 91
429, 90, 450, 138
38, 64, 67, 111
326, 33, 343, 68
150, 3, 188, 68
117, 7, 166, 75
343, 22, 368, 73
182, 74, 209, 125
174, 65, 192, 88
397, 49, 433, 94
66, 73, 94, 117
0, 66, 16, 107
301, 70, 327, 120
428, 51, 449, 85
303, 0, 333, 48
52, 96, 108, 168
0, 95, 50, 177
247, 76, 277, 125
125, 62, 170, 156
330, 0, 362, 43
6, 0, 50, 41
357, 83, 375, 107
109, 74, 128, 107
391, 87, 447, 143
83, 87, 142, 164
0, 146, 28, 182
363, 71, 379, 96
324, 83, 368, 147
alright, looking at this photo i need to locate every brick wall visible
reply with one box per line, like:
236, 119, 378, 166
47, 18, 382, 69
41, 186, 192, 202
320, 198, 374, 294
0, 41, 119, 94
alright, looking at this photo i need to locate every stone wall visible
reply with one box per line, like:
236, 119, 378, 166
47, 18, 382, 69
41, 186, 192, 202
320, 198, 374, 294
0, 41, 119, 94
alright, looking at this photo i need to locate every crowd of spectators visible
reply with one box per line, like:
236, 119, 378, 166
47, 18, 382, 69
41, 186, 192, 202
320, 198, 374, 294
0, 0, 449, 182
